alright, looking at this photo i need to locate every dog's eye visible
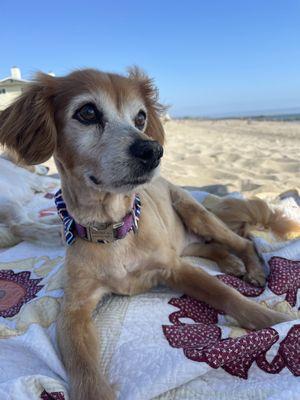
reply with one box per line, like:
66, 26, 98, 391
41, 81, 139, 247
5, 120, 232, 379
73, 103, 101, 125
134, 110, 147, 130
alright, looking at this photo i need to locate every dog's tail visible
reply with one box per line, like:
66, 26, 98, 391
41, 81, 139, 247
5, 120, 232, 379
206, 197, 300, 240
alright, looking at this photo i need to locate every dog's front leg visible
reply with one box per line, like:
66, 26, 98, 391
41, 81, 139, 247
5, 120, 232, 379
170, 185, 265, 286
165, 258, 290, 329
57, 278, 115, 400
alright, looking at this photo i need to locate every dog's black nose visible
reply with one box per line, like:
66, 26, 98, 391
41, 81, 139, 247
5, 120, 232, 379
129, 140, 163, 169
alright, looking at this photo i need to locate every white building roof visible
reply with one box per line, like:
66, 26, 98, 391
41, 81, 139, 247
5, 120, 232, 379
0, 77, 29, 85
0, 67, 30, 86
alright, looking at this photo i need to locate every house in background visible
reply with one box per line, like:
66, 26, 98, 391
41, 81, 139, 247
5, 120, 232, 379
0, 67, 29, 111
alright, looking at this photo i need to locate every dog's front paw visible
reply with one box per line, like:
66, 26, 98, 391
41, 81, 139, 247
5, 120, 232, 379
218, 254, 246, 277
239, 306, 293, 330
232, 296, 293, 330
243, 268, 266, 287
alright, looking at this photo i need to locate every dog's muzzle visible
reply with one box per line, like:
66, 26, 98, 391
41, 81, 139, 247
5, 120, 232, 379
129, 139, 164, 170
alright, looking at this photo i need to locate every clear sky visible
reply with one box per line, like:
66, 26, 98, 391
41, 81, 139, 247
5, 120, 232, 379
2, 0, 300, 117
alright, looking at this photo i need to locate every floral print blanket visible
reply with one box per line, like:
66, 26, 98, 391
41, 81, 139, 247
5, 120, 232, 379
0, 190, 300, 399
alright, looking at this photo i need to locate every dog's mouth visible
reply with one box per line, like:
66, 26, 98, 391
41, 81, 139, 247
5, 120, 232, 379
86, 162, 160, 191
86, 172, 154, 191
114, 176, 150, 187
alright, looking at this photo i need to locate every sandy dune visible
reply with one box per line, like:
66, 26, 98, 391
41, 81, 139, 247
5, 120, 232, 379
43, 119, 300, 198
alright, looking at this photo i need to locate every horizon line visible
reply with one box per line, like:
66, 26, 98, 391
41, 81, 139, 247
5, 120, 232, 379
171, 106, 300, 119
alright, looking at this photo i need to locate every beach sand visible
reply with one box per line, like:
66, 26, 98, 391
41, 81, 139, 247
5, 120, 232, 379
161, 119, 300, 198
45, 119, 300, 198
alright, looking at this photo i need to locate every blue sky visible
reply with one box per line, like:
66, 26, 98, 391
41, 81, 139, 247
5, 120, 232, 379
2, 0, 300, 117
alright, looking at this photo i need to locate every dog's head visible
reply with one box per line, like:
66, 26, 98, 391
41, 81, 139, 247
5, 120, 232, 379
0, 68, 165, 193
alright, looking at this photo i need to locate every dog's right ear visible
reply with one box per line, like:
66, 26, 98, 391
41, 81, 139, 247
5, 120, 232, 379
0, 73, 57, 165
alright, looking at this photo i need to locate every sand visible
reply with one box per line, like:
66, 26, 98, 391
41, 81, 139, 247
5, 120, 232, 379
44, 119, 300, 198
160, 119, 300, 198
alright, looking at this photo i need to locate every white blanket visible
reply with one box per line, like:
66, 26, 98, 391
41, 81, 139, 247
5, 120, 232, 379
0, 191, 300, 400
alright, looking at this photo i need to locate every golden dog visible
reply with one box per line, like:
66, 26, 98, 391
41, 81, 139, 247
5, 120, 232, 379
0, 68, 297, 400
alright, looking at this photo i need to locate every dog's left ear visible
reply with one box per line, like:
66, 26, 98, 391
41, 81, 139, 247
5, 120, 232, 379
128, 67, 165, 145
0, 73, 57, 165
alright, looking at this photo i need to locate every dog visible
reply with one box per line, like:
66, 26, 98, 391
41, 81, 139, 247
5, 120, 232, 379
0, 154, 61, 247
0, 68, 298, 400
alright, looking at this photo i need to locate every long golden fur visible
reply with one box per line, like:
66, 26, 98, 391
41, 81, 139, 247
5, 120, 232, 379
0, 68, 298, 400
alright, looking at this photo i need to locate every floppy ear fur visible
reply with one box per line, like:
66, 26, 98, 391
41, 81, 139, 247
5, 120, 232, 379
0, 74, 57, 165
128, 67, 166, 145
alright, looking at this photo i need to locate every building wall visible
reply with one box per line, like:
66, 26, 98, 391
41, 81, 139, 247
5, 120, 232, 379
0, 83, 27, 111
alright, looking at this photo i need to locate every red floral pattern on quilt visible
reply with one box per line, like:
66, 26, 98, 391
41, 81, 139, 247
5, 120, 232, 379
268, 256, 300, 307
40, 390, 65, 399
163, 287, 300, 378
168, 295, 219, 325
0, 270, 43, 318
255, 324, 300, 376
217, 274, 264, 297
